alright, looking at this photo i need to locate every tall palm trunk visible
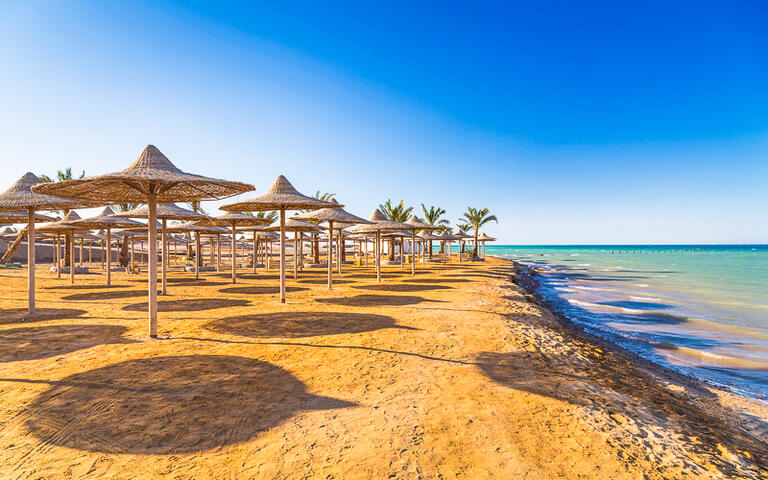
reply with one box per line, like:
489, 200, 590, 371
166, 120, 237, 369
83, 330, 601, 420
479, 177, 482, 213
313, 235, 320, 263
388, 238, 395, 261
473, 232, 479, 259
428, 239, 433, 259
119, 238, 130, 266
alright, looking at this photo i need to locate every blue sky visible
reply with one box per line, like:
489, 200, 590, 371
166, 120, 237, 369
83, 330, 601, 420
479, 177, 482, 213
1, 1, 766, 244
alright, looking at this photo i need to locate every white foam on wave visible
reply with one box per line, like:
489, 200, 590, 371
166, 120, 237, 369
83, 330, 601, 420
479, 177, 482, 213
572, 285, 615, 292
634, 283, 649, 288
629, 295, 662, 302
577, 263, 591, 266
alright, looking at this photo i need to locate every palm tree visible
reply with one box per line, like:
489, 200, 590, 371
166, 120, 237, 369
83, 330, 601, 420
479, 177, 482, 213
379, 199, 412, 260
421, 205, 449, 258
39, 168, 85, 266
113, 203, 140, 213
187, 201, 206, 214
461, 207, 498, 259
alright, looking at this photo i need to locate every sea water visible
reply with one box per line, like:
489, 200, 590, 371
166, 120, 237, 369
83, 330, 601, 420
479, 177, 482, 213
485, 245, 768, 400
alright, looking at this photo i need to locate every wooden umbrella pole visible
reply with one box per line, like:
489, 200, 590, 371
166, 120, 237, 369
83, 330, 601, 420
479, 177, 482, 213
130, 236, 135, 271
293, 231, 298, 279
411, 231, 416, 276
100, 239, 104, 270
231, 223, 237, 284
252, 231, 257, 274
79, 239, 83, 266
376, 230, 381, 283
106, 227, 111, 286
338, 230, 343, 275
161, 219, 168, 295
364, 237, 368, 266
89, 240, 92, 264
216, 233, 221, 272
27, 208, 35, 314
400, 236, 404, 269
195, 231, 200, 280
55, 233, 61, 279
147, 194, 158, 338
279, 208, 286, 303
69, 232, 75, 285
327, 220, 333, 289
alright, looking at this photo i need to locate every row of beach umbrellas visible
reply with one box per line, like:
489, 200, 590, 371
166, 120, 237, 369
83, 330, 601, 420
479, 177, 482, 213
0, 145, 494, 338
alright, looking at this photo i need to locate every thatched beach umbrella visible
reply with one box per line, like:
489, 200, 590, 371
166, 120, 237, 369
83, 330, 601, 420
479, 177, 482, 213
436, 232, 456, 262
31, 145, 253, 338
37, 211, 90, 285
68, 206, 143, 286
265, 217, 323, 280
221, 175, 338, 303
200, 212, 272, 283
0, 173, 84, 314
417, 230, 440, 264
477, 232, 496, 258
404, 215, 439, 275
166, 222, 226, 280
293, 199, 370, 289
0, 211, 57, 224
114, 203, 207, 294
453, 230, 472, 263
347, 209, 410, 283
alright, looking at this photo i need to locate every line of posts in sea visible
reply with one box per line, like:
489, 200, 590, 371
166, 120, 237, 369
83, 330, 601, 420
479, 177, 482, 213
611, 248, 705, 254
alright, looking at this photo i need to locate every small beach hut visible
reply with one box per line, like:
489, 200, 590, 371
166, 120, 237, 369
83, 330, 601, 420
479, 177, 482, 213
32, 145, 253, 338
220, 175, 338, 303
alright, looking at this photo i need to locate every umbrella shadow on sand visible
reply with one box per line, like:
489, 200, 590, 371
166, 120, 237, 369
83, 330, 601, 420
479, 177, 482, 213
62, 290, 146, 301
205, 311, 417, 339
0, 324, 133, 362
24, 355, 355, 454
315, 294, 446, 307
353, 283, 452, 293
122, 298, 250, 312
0, 307, 87, 325
219, 286, 309, 296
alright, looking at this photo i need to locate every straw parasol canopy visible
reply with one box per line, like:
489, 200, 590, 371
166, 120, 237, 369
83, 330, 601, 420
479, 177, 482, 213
477, 232, 496, 258
0, 172, 88, 314
0, 211, 57, 224
0, 226, 17, 237
67, 206, 144, 286
31, 145, 254, 338
453, 230, 472, 262
199, 212, 272, 283
346, 209, 411, 283
293, 199, 371, 287
221, 175, 339, 303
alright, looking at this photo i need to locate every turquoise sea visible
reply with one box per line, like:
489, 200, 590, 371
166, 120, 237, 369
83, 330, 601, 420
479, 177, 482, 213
484, 245, 768, 400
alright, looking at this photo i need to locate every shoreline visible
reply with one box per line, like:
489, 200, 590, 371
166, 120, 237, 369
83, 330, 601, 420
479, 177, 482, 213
503, 257, 768, 457
488, 252, 768, 400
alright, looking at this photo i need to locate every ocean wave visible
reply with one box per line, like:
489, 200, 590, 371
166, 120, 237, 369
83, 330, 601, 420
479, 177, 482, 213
634, 283, 649, 288
571, 285, 615, 292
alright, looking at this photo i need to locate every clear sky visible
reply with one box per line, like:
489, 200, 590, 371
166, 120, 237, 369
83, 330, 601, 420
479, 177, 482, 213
1, 1, 766, 244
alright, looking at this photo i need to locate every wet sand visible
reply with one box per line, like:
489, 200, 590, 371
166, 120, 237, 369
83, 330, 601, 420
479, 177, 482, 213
0, 258, 766, 479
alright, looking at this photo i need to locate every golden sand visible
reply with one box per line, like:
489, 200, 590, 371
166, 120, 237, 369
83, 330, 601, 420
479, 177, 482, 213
0, 258, 766, 479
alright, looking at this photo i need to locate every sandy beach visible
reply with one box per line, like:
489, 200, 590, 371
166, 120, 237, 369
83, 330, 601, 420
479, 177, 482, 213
0, 257, 766, 479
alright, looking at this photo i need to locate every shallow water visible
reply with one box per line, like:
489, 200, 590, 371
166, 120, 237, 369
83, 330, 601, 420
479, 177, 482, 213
486, 245, 768, 400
